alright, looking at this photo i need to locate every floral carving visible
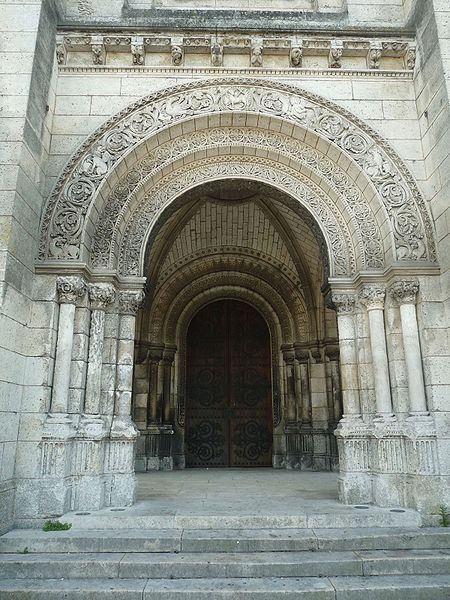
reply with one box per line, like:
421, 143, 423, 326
171, 45, 183, 66
211, 43, 223, 67
39, 79, 435, 268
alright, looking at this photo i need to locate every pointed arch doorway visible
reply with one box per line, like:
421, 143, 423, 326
185, 299, 273, 468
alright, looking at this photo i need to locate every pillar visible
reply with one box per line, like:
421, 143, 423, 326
359, 285, 393, 419
282, 345, 297, 425
390, 280, 428, 416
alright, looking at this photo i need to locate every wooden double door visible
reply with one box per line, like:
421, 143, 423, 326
185, 300, 273, 467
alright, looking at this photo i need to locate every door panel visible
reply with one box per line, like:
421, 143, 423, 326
185, 300, 273, 468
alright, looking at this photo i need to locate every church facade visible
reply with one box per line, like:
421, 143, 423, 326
0, 0, 449, 532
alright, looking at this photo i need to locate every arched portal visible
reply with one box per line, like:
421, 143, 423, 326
185, 299, 273, 469
36, 79, 441, 516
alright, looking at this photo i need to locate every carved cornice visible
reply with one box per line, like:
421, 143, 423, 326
38, 78, 436, 274
88, 283, 115, 310
118, 290, 145, 315
390, 279, 419, 304
56, 32, 416, 72
359, 285, 386, 310
56, 276, 87, 304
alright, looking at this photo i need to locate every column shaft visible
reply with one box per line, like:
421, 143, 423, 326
84, 309, 106, 415
52, 302, 76, 413
367, 307, 392, 416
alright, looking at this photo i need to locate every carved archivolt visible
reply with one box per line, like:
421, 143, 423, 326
148, 256, 308, 342
90, 125, 384, 273
39, 78, 435, 270
119, 155, 356, 277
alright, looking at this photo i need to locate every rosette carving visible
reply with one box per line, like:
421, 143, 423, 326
390, 280, 419, 305
56, 276, 87, 304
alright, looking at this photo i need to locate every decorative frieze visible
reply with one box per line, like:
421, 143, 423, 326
55, 32, 416, 72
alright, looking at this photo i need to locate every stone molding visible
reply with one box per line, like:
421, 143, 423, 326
56, 32, 416, 72
88, 283, 116, 310
390, 279, 419, 304
56, 276, 87, 304
118, 290, 146, 315
38, 79, 436, 272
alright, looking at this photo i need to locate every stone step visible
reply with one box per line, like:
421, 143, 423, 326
1, 549, 450, 580
1, 575, 450, 599
61, 505, 422, 530
1, 527, 450, 554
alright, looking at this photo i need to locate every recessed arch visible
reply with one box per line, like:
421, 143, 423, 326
38, 78, 437, 277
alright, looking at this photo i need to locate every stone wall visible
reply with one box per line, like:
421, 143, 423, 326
0, 0, 58, 534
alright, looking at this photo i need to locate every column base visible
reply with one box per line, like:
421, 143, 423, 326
78, 414, 107, 439
111, 416, 139, 440
338, 472, 373, 505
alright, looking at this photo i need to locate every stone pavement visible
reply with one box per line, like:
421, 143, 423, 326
62, 469, 422, 530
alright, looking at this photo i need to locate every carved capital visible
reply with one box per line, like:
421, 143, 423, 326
88, 283, 115, 310
390, 279, 419, 305
56, 276, 87, 304
118, 290, 145, 315
281, 344, 296, 364
359, 285, 386, 310
330, 292, 357, 314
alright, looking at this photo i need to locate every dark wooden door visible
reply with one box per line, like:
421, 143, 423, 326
185, 300, 273, 467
